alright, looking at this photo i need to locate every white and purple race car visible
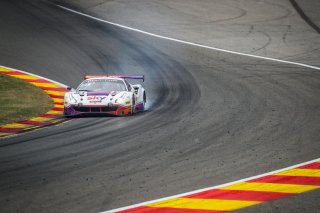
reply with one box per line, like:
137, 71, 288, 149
63, 75, 146, 117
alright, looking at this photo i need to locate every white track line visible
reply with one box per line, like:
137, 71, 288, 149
56, 4, 320, 213
57, 5, 320, 71
103, 158, 320, 212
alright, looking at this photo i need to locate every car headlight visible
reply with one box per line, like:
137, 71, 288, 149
114, 97, 131, 106
64, 94, 78, 107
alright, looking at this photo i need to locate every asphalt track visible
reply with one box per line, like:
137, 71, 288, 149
0, 0, 320, 212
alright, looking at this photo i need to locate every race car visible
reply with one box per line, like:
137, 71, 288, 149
63, 75, 146, 117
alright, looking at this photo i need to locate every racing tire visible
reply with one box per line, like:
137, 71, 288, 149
143, 92, 146, 104
143, 92, 146, 110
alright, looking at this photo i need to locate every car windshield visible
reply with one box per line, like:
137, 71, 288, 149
77, 79, 127, 91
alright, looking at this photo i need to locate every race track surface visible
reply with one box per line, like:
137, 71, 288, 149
0, 0, 319, 212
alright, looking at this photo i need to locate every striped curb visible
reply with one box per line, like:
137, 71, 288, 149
107, 159, 320, 212
0, 66, 67, 138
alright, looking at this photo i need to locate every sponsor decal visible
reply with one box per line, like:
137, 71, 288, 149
87, 96, 106, 103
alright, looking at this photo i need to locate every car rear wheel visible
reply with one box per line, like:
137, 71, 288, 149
143, 92, 146, 110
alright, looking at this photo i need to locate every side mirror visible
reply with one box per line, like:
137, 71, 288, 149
133, 86, 139, 94
67, 86, 72, 91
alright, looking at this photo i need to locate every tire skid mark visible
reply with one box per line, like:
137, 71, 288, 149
290, 0, 320, 33
0, 66, 67, 139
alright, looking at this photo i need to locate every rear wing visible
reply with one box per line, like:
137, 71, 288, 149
84, 75, 144, 82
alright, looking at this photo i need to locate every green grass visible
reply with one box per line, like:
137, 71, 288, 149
0, 74, 53, 125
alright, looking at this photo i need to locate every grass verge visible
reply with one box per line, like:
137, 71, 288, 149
0, 74, 53, 125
